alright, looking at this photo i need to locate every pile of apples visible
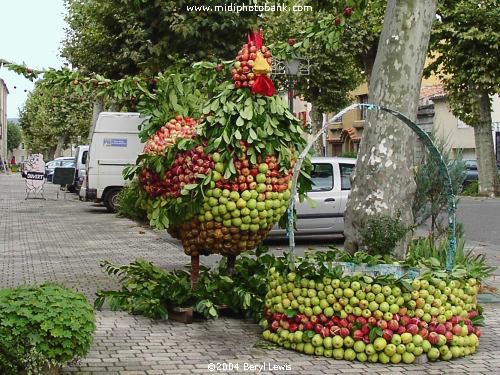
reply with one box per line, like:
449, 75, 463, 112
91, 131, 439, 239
231, 41, 272, 89
139, 144, 214, 199
138, 117, 296, 257
168, 152, 294, 256
143, 116, 197, 155
261, 268, 481, 363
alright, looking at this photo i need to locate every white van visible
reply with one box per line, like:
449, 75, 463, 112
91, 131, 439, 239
80, 112, 147, 211
70, 145, 89, 193
269, 156, 356, 236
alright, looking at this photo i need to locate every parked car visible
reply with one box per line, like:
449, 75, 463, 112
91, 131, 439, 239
45, 157, 75, 182
69, 145, 89, 193
463, 159, 500, 187
269, 156, 356, 237
81, 112, 147, 212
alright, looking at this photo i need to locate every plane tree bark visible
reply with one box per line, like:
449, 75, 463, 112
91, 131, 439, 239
344, 0, 437, 259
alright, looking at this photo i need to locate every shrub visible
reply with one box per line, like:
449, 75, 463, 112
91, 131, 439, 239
117, 180, 147, 222
462, 181, 479, 196
337, 151, 357, 158
0, 283, 96, 374
412, 136, 466, 242
359, 214, 410, 257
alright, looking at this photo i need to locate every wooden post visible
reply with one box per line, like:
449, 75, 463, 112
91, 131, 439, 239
191, 255, 200, 290
227, 255, 236, 276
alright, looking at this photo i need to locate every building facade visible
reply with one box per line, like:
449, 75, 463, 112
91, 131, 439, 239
324, 81, 499, 163
0, 79, 8, 167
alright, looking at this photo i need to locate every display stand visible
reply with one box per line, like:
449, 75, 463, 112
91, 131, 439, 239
24, 154, 46, 200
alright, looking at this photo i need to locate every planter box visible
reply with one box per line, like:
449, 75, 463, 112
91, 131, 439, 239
168, 306, 193, 324
330, 262, 421, 279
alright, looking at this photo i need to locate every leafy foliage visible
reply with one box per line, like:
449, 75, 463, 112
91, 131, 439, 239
62, 0, 259, 78
405, 236, 496, 281
116, 181, 148, 222
130, 78, 313, 230
0, 330, 45, 375
426, 0, 500, 126
461, 181, 479, 196
359, 214, 411, 257
95, 245, 285, 321
263, 1, 367, 114
426, 0, 500, 195
6, 122, 22, 152
0, 284, 95, 373
19, 80, 92, 157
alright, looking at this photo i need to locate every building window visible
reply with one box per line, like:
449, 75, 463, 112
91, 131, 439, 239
21, 143, 25, 149
358, 94, 369, 120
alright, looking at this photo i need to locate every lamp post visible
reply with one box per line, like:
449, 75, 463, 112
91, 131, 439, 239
285, 58, 301, 113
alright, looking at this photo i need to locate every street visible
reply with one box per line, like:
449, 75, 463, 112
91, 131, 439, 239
1, 173, 500, 374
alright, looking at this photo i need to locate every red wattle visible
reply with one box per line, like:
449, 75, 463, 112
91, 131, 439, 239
251, 76, 275, 97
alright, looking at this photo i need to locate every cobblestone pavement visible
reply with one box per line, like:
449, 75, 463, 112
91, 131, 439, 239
1, 173, 499, 374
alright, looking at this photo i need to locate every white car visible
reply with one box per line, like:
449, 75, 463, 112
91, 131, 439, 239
269, 156, 356, 236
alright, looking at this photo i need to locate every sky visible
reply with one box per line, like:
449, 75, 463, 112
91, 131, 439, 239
0, 0, 67, 118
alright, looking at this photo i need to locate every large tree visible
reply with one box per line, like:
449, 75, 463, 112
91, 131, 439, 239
7, 122, 22, 152
344, 0, 437, 258
62, 0, 259, 78
426, 0, 500, 196
263, 0, 385, 155
19, 82, 93, 159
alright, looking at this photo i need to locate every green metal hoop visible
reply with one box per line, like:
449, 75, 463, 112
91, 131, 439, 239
288, 103, 457, 271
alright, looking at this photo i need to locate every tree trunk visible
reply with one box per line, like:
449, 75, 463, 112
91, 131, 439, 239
344, 0, 437, 259
88, 99, 105, 145
54, 135, 66, 157
474, 91, 499, 197
310, 105, 325, 156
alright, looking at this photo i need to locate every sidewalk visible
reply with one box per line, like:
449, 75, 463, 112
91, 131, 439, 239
1, 173, 500, 374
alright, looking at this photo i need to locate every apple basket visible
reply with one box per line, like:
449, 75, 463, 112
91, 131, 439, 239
262, 265, 482, 364
135, 31, 312, 287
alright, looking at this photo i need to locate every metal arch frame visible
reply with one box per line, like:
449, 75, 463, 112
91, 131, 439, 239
287, 103, 457, 272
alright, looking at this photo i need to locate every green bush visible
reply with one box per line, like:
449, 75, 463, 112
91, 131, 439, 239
359, 214, 410, 257
0, 283, 96, 374
337, 151, 357, 158
117, 180, 147, 222
462, 181, 479, 196
412, 137, 466, 242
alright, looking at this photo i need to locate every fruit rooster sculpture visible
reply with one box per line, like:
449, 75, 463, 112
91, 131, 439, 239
136, 31, 310, 288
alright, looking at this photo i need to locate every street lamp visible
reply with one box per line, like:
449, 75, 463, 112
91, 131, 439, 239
285, 58, 301, 113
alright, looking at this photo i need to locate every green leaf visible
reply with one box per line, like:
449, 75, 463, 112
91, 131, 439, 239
249, 128, 257, 141
229, 159, 236, 174
241, 105, 253, 120
369, 326, 382, 342
284, 309, 297, 318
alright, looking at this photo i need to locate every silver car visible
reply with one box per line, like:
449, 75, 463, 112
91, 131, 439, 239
270, 156, 356, 236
